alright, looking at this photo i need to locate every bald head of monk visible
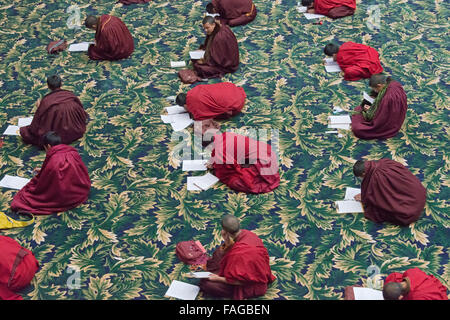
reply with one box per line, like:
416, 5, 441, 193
324, 43, 340, 60
301, 0, 314, 7
383, 280, 410, 300
47, 75, 62, 91
42, 131, 62, 152
176, 93, 187, 107
221, 214, 241, 241
369, 73, 391, 93
202, 16, 217, 35
353, 160, 365, 178
84, 15, 99, 30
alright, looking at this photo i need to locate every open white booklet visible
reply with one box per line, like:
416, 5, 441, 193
335, 187, 363, 213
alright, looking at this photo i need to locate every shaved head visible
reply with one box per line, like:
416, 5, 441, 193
84, 15, 98, 29
221, 214, 240, 235
324, 43, 339, 56
353, 160, 365, 177
369, 73, 388, 87
202, 15, 216, 26
383, 282, 403, 300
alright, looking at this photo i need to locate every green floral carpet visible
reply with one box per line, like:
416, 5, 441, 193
0, 0, 448, 300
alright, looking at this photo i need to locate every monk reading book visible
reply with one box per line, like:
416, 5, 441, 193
351, 74, 407, 140
324, 42, 383, 81
85, 15, 134, 61
302, 0, 356, 19
20, 75, 88, 148
193, 16, 240, 79
11, 132, 91, 215
199, 215, 276, 300
206, 0, 257, 27
176, 82, 246, 120
352, 159, 426, 226
383, 268, 448, 300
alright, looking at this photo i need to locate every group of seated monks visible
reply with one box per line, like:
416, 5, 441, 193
2, 0, 447, 301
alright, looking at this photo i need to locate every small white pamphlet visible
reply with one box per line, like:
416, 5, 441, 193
353, 287, 384, 300
363, 92, 375, 104
192, 173, 219, 190
68, 42, 93, 52
161, 113, 191, 124
0, 175, 31, 190
336, 200, 363, 213
18, 117, 33, 127
189, 50, 205, 60
182, 160, 207, 171
189, 272, 213, 279
296, 6, 307, 13
328, 123, 350, 130
328, 115, 351, 124
3, 125, 20, 135
205, 13, 220, 18
304, 13, 325, 20
165, 280, 200, 300
324, 58, 342, 72
171, 118, 194, 132
187, 177, 202, 191
166, 96, 176, 102
171, 61, 186, 68
165, 105, 187, 115
344, 187, 361, 200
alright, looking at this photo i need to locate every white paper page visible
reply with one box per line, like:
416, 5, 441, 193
166, 96, 176, 102
304, 13, 325, 19
171, 61, 186, 68
363, 92, 375, 104
325, 64, 342, 72
190, 272, 213, 278
3, 125, 20, 135
161, 113, 190, 124
353, 287, 384, 300
296, 6, 307, 13
328, 123, 350, 130
165, 280, 200, 300
336, 200, 364, 213
205, 13, 220, 18
182, 160, 207, 171
68, 42, 93, 52
329, 115, 351, 124
187, 177, 202, 191
0, 175, 31, 190
165, 105, 187, 115
344, 187, 361, 200
324, 58, 334, 64
193, 173, 219, 191
171, 118, 194, 132
18, 117, 33, 127
161, 115, 174, 124
189, 50, 205, 60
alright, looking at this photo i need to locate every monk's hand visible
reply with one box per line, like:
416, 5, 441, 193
307, 8, 315, 13
354, 193, 362, 201
206, 160, 214, 170
197, 58, 205, 65
208, 274, 224, 282
363, 105, 371, 111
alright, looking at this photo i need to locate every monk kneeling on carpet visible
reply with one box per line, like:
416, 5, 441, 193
302, 0, 356, 19
206, 0, 257, 27
199, 215, 276, 300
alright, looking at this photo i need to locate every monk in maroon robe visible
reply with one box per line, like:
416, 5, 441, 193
11, 132, 91, 215
207, 132, 280, 194
20, 75, 88, 148
199, 215, 276, 300
206, 0, 257, 27
383, 268, 448, 300
193, 16, 239, 79
302, 0, 355, 19
85, 15, 134, 61
324, 42, 383, 81
119, 0, 150, 4
353, 159, 426, 226
176, 82, 246, 120
352, 74, 407, 140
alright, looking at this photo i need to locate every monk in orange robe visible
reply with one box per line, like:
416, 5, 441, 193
85, 15, 134, 61
383, 268, 448, 300
302, 0, 356, 19
206, 0, 257, 27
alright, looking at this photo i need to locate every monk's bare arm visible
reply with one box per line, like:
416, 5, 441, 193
209, 274, 242, 285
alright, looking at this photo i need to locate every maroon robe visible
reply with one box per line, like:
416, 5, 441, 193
186, 82, 246, 120
361, 159, 426, 226
352, 81, 407, 140
88, 15, 134, 61
385, 268, 448, 300
200, 230, 276, 300
20, 89, 88, 147
193, 23, 239, 79
211, 132, 280, 194
336, 42, 383, 81
119, 0, 150, 4
212, 0, 257, 27
314, 0, 356, 19
10, 144, 91, 215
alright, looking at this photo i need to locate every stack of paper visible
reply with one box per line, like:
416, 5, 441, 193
187, 173, 219, 191
304, 12, 325, 19
0, 175, 31, 190
170, 61, 186, 68
328, 115, 351, 130
182, 160, 207, 171
18, 117, 33, 127
335, 187, 363, 213
353, 287, 384, 300
165, 280, 200, 300
189, 50, 205, 60
324, 58, 342, 73
68, 42, 93, 52
363, 92, 375, 105
3, 125, 20, 135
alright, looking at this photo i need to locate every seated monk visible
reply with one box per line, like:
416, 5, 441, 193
176, 82, 246, 121
11, 132, 91, 215
206, 132, 280, 194
353, 159, 426, 226
351, 74, 407, 140
302, 0, 356, 19
193, 16, 240, 79
383, 268, 448, 300
324, 42, 383, 81
206, 0, 257, 27
85, 15, 134, 61
199, 215, 276, 300
20, 75, 88, 148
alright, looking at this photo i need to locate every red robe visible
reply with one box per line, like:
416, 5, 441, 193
193, 24, 239, 79
211, 132, 280, 194
352, 81, 407, 140
212, 0, 257, 27
385, 268, 448, 300
200, 230, 276, 300
10, 144, 91, 215
119, 0, 150, 4
20, 89, 88, 147
314, 0, 356, 19
336, 42, 383, 81
186, 82, 246, 120
361, 159, 426, 226
88, 15, 134, 61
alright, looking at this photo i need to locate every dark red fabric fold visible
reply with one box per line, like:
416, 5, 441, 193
336, 42, 383, 81
88, 15, 134, 61
212, 0, 257, 26
20, 89, 87, 147
186, 82, 246, 120
314, 0, 356, 18
361, 159, 426, 226
11, 144, 91, 215
351, 81, 407, 140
